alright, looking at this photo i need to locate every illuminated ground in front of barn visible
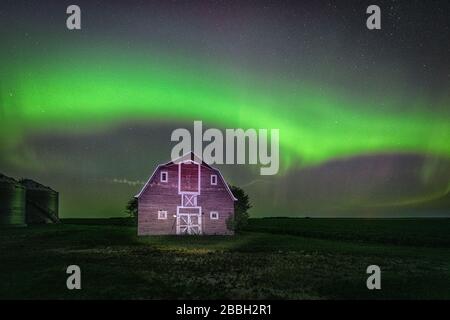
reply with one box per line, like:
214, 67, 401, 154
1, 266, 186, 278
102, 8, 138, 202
1, 218, 449, 299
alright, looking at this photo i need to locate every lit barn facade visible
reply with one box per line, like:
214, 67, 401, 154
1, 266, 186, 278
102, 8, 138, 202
136, 153, 236, 235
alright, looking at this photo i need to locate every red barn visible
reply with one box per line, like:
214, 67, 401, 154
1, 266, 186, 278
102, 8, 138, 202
136, 152, 237, 235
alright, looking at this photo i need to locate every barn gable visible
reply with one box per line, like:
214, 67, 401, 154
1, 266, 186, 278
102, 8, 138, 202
136, 152, 236, 236
135, 152, 237, 201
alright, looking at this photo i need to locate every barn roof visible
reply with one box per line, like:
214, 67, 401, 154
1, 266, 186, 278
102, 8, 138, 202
159, 151, 212, 168
135, 152, 237, 201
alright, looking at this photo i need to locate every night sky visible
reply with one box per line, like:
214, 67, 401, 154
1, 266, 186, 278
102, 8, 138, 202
0, 0, 449, 218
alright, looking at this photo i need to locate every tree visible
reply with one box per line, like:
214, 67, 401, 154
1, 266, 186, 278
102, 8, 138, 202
126, 197, 138, 222
227, 185, 252, 232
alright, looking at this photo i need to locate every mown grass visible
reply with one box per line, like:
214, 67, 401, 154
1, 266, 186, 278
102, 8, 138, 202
246, 217, 450, 247
0, 218, 449, 299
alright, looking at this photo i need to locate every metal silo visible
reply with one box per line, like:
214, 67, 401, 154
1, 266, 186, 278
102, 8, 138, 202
0, 174, 26, 227
20, 179, 60, 224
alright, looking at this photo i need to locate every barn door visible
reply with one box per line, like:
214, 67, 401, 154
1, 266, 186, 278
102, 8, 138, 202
178, 162, 200, 194
177, 160, 202, 235
177, 213, 202, 235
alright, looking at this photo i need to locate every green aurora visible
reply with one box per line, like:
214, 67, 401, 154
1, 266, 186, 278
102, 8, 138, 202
0, 0, 449, 218
1, 47, 449, 171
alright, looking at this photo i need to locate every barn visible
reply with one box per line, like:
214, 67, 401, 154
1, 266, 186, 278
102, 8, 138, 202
136, 152, 237, 235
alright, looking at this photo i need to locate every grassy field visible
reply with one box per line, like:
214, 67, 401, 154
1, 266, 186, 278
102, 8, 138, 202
1, 218, 450, 299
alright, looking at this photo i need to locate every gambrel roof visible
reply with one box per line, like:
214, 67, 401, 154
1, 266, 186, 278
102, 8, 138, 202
135, 152, 237, 201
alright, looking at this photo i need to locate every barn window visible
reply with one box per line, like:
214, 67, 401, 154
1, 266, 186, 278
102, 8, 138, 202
158, 210, 167, 219
210, 211, 219, 220
160, 171, 168, 182
210, 174, 217, 185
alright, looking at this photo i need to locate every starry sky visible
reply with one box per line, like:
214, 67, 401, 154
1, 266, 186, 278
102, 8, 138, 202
0, 0, 449, 218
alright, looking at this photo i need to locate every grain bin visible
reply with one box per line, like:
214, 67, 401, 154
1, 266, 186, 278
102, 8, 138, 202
0, 174, 26, 226
20, 179, 60, 224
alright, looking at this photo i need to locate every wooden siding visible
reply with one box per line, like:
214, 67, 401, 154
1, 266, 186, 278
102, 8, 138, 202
138, 162, 234, 236
138, 164, 179, 235
198, 165, 234, 235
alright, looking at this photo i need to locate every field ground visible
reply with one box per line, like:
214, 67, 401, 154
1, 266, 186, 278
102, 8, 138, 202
1, 218, 450, 299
